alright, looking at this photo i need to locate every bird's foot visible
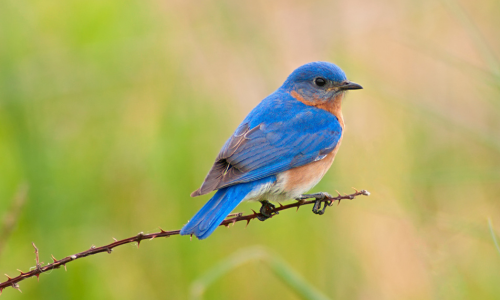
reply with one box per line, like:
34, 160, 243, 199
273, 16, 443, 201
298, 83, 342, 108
257, 200, 278, 221
295, 192, 333, 215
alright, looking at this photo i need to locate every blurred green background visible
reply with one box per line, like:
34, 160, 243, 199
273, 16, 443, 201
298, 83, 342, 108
1, 0, 499, 299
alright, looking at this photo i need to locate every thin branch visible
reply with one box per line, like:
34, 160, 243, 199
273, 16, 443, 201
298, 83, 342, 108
0, 189, 369, 294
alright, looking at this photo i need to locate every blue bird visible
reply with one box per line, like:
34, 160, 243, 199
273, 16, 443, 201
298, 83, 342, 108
180, 61, 362, 239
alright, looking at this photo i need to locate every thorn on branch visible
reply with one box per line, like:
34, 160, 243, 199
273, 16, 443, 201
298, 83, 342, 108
11, 283, 21, 293
31, 242, 44, 281
136, 232, 144, 248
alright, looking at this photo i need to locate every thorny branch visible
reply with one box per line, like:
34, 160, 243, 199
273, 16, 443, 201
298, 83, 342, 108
0, 189, 369, 294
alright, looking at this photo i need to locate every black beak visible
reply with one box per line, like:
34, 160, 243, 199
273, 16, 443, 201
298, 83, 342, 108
340, 81, 363, 90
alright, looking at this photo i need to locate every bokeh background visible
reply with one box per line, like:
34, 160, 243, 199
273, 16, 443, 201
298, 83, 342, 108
1, 0, 499, 299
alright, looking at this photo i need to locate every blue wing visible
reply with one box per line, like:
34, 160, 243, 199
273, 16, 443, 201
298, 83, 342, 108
191, 91, 342, 197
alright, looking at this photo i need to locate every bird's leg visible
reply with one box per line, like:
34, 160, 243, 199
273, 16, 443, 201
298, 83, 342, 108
257, 200, 278, 221
295, 192, 333, 215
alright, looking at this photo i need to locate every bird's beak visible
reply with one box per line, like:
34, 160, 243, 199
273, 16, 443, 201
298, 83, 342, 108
339, 81, 363, 90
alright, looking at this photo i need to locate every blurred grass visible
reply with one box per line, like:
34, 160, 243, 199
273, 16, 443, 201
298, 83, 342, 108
190, 246, 330, 300
0, 0, 499, 299
487, 219, 500, 256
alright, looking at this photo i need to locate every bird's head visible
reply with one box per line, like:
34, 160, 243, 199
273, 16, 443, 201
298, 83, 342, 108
280, 61, 362, 105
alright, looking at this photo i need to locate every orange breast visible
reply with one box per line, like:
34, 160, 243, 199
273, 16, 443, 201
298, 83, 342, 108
280, 135, 343, 195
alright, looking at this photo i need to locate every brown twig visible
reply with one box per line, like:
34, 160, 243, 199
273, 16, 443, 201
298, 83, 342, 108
0, 189, 369, 294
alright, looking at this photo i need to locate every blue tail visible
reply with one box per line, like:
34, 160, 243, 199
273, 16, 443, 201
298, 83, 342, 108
181, 177, 275, 239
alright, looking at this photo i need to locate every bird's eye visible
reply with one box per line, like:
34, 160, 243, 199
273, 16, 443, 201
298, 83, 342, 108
314, 77, 327, 87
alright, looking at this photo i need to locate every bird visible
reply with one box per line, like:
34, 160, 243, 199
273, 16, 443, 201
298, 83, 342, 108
180, 61, 362, 239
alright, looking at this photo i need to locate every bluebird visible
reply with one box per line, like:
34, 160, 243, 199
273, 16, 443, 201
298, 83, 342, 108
180, 61, 362, 239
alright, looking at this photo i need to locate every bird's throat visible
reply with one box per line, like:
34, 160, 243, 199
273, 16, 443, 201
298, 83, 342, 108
290, 90, 345, 128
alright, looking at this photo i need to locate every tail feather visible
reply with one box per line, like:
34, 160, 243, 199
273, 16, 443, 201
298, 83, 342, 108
181, 177, 275, 239
180, 185, 252, 239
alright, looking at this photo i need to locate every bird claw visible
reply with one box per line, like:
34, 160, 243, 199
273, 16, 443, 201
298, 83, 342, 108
257, 200, 278, 221
296, 192, 332, 215
312, 199, 331, 215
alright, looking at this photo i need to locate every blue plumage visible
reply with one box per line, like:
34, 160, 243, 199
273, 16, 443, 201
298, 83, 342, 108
181, 61, 362, 239
180, 176, 276, 239
281, 61, 348, 91
219, 92, 342, 185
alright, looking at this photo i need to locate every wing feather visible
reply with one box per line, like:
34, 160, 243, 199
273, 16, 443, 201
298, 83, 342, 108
191, 93, 342, 197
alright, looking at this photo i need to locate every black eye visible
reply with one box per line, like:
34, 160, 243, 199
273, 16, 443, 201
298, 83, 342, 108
314, 77, 327, 87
